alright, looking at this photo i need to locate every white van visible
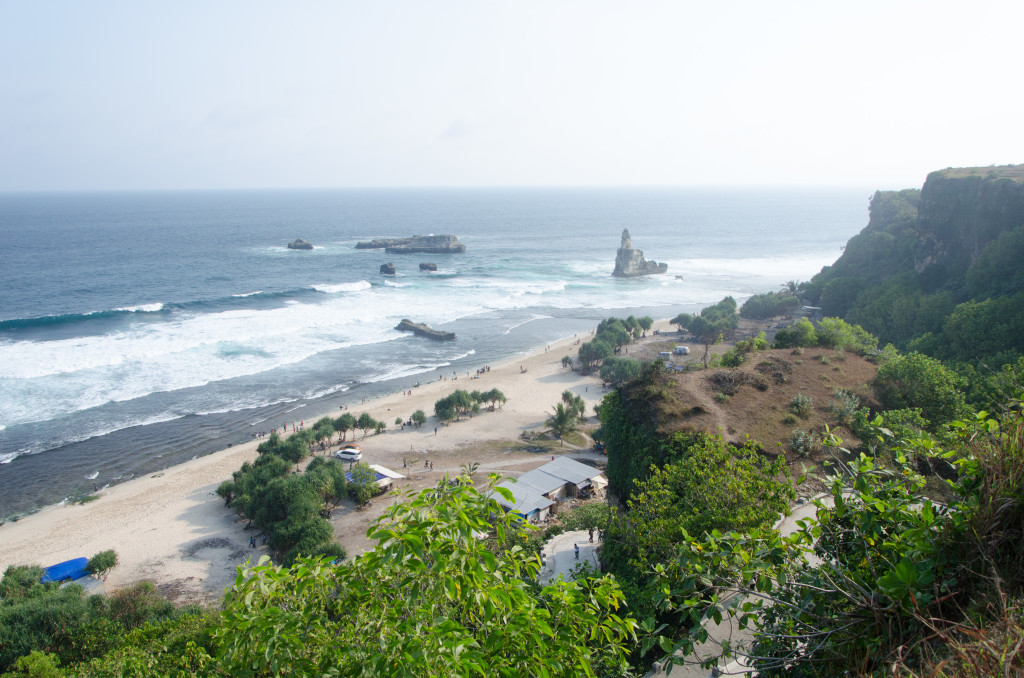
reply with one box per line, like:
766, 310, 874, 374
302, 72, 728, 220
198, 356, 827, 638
673, 346, 690, 355
657, 351, 672, 359
334, 445, 362, 462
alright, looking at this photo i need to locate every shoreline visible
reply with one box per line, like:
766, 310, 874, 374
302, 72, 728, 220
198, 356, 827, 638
0, 323, 678, 604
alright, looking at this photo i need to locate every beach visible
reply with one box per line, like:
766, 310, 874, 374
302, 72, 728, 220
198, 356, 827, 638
0, 327, 639, 604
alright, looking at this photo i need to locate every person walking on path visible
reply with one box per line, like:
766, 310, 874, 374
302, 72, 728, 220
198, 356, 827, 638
249, 536, 256, 548
574, 543, 579, 560
588, 527, 594, 543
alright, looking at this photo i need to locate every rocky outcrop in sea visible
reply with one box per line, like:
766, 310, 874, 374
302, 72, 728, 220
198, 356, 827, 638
612, 229, 667, 277
287, 239, 314, 250
356, 235, 466, 254
380, 263, 396, 275
394, 319, 456, 341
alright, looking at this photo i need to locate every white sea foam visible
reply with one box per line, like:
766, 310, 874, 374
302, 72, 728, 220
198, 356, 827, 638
311, 280, 372, 294
233, 291, 263, 298
115, 303, 165, 313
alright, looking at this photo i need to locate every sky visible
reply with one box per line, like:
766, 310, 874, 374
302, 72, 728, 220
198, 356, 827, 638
2, 1, 1022, 191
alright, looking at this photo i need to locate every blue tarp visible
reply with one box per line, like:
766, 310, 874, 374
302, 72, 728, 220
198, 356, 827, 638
41, 557, 89, 583
344, 470, 387, 484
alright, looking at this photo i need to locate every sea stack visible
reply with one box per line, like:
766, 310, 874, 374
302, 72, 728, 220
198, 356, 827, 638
380, 263, 396, 275
287, 239, 314, 250
612, 229, 668, 277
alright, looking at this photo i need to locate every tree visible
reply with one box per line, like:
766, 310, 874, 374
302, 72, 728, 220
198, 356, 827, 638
411, 409, 427, 427
873, 351, 968, 428
772, 316, 818, 348
599, 357, 644, 385
86, 550, 119, 582
348, 462, 379, 506
215, 481, 637, 677
483, 388, 506, 410
312, 416, 336, 448
638, 316, 653, 336
545, 403, 578, 446
356, 412, 376, 438
561, 355, 573, 368
334, 412, 356, 441
578, 338, 614, 373
672, 313, 731, 367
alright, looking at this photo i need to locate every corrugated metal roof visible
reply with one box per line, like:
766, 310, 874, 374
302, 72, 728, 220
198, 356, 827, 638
490, 480, 554, 515
537, 457, 601, 485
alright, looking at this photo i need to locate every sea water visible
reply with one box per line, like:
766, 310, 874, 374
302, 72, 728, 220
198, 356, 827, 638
0, 187, 871, 515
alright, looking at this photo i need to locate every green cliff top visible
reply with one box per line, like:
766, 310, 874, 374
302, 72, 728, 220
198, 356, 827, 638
931, 164, 1024, 181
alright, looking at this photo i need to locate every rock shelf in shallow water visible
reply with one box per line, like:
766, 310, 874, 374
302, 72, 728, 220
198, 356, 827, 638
356, 235, 466, 254
394, 319, 456, 341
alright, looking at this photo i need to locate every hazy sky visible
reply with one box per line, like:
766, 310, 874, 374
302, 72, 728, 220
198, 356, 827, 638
2, 1, 1021, 191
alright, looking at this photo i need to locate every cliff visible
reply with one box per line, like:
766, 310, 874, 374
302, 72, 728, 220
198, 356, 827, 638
802, 163, 1024, 353
356, 235, 466, 254
612, 229, 667, 277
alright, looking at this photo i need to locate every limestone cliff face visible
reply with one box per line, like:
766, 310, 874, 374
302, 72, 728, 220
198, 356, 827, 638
612, 229, 668, 277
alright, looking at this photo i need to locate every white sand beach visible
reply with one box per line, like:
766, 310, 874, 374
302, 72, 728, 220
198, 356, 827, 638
0, 325, 673, 604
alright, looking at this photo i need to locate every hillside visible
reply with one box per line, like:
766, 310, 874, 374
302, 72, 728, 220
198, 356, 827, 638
602, 327, 880, 497
800, 163, 1024, 363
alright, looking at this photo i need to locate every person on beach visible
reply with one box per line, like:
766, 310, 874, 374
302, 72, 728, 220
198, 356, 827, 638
574, 543, 579, 560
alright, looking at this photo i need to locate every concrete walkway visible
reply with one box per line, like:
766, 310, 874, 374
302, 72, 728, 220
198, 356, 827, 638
648, 495, 835, 677
538, 529, 601, 585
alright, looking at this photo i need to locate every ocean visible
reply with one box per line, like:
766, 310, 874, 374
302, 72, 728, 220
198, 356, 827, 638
0, 187, 870, 516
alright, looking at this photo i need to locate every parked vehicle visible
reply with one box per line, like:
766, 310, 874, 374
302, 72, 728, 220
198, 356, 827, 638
335, 445, 362, 462
673, 345, 690, 355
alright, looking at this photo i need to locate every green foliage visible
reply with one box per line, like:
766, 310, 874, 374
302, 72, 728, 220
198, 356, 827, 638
355, 412, 377, 437
85, 551, 118, 582
599, 380, 668, 497
789, 428, 818, 457
740, 291, 800, 320
828, 389, 860, 426
814, 317, 878, 353
873, 351, 968, 428
411, 409, 427, 426
790, 392, 813, 419
649, 408, 1024, 675
772, 317, 817, 349
599, 357, 645, 385
545, 402, 578, 446
216, 480, 638, 676
719, 346, 745, 368
334, 412, 356, 440
0, 566, 56, 606
672, 298, 739, 366
601, 433, 794, 636
347, 461, 378, 506
0, 583, 89, 671
223, 433, 339, 563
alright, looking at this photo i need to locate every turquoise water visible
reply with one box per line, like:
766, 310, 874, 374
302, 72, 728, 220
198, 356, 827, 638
0, 187, 870, 514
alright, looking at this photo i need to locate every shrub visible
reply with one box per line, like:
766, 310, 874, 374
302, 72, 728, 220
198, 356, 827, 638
789, 428, 819, 457
790, 393, 813, 419
829, 390, 860, 426
715, 392, 730, 403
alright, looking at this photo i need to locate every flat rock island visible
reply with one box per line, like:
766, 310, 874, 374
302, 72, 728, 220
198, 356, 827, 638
287, 239, 314, 250
394, 319, 456, 341
356, 234, 466, 254
612, 228, 667, 277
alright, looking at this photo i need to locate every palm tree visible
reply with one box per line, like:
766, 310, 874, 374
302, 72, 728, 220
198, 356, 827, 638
545, 403, 578, 447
